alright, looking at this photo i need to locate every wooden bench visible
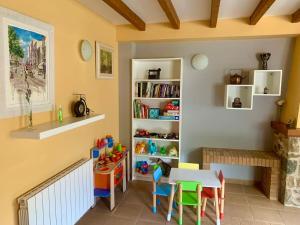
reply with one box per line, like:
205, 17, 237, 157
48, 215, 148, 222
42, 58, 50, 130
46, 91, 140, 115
202, 147, 281, 200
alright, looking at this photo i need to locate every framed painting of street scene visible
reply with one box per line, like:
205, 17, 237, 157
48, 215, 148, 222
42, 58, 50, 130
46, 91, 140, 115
0, 7, 54, 118
96, 42, 113, 79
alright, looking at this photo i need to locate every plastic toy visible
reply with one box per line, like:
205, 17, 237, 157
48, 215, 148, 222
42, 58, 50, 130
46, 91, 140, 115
106, 135, 114, 156
160, 146, 167, 155
135, 129, 150, 138
135, 142, 147, 154
168, 145, 178, 157
148, 140, 157, 155
136, 161, 149, 174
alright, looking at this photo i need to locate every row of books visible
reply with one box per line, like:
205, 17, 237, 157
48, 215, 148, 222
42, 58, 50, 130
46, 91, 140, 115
135, 82, 180, 98
133, 100, 149, 119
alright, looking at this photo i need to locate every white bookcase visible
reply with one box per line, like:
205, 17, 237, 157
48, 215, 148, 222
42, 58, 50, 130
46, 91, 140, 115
225, 69, 282, 110
131, 58, 183, 181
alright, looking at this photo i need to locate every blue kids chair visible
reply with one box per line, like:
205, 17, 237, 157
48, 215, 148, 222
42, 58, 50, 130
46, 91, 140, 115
152, 166, 176, 213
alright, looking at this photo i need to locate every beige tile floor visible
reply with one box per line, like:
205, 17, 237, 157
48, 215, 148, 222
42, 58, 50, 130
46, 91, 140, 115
77, 181, 300, 225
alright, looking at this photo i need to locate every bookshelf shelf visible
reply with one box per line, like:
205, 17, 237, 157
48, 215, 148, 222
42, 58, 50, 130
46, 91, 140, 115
133, 97, 180, 100
134, 137, 180, 142
135, 153, 179, 160
132, 58, 183, 181
134, 79, 181, 82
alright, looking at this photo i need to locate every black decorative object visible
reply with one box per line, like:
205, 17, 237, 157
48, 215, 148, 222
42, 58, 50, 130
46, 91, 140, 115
72, 94, 90, 117
264, 86, 269, 94
260, 53, 271, 70
232, 97, 242, 108
148, 68, 161, 79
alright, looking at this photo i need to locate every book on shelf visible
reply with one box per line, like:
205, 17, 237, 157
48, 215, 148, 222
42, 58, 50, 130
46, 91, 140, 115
135, 82, 180, 98
133, 100, 149, 119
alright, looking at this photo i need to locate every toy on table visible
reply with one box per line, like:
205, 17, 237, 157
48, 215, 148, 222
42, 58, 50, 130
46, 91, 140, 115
148, 140, 157, 155
93, 135, 128, 211
136, 161, 149, 174
135, 142, 147, 154
106, 135, 114, 156
168, 145, 178, 157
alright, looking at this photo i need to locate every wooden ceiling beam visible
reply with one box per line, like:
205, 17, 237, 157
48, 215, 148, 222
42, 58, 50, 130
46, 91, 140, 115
102, 0, 145, 31
291, 8, 300, 23
210, 0, 221, 28
157, 0, 180, 29
249, 0, 276, 25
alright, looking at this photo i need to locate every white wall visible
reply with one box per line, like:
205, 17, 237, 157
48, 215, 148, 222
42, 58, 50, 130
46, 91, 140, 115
119, 38, 293, 180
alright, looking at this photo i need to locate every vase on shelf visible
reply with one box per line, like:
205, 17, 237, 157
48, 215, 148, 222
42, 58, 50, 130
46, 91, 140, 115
25, 88, 33, 128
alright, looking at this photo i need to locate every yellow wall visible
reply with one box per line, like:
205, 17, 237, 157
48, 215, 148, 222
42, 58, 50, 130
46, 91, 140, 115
117, 16, 300, 42
0, 1, 118, 225
282, 36, 300, 127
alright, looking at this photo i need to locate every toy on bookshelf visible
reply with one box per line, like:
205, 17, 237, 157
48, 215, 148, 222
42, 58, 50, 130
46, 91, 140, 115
168, 145, 178, 157
148, 140, 157, 155
160, 146, 167, 155
134, 129, 179, 140
135, 142, 147, 154
136, 161, 149, 174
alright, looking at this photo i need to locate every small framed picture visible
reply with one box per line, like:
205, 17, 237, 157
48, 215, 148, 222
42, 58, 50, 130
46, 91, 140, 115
96, 42, 113, 79
149, 108, 160, 119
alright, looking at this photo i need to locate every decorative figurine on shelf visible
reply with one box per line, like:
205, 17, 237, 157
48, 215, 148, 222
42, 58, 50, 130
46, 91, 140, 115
232, 97, 242, 108
260, 52, 271, 70
160, 146, 167, 155
135, 142, 147, 154
136, 161, 149, 174
168, 145, 178, 157
148, 68, 161, 79
148, 140, 157, 155
264, 86, 269, 94
229, 69, 244, 84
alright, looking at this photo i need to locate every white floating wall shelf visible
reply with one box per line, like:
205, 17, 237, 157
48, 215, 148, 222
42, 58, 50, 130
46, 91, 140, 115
250, 70, 282, 96
11, 114, 105, 140
225, 70, 282, 110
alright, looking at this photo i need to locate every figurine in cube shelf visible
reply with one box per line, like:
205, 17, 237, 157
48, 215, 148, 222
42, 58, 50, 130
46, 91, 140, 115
232, 97, 242, 108
264, 86, 269, 94
148, 140, 157, 155
168, 145, 178, 157
135, 142, 147, 154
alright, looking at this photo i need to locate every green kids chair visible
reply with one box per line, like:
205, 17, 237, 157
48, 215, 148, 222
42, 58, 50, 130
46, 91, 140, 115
176, 180, 202, 225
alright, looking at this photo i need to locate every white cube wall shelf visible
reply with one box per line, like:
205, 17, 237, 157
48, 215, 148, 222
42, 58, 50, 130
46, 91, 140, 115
250, 70, 282, 96
225, 85, 254, 110
225, 69, 282, 110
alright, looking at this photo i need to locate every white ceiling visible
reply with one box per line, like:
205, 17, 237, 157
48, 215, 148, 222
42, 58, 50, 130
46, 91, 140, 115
79, 0, 300, 25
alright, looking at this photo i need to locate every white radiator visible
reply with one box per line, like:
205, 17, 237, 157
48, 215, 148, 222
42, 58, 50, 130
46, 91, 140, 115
18, 158, 94, 225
